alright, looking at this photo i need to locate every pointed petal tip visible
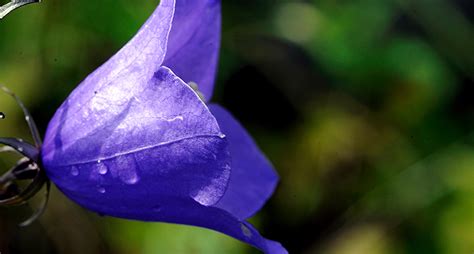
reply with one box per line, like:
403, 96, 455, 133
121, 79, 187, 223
265, 239, 289, 254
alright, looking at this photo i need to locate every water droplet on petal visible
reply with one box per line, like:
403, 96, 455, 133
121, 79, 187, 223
71, 167, 79, 176
97, 187, 106, 194
241, 223, 252, 238
188, 81, 199, 90
17, 147, 24, 152
124, 174, 139, 185
98, 163, 108, 175
0, 112, 5, 119
114, 157, 140, 184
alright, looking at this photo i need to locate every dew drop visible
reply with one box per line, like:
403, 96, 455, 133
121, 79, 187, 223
124, 174, 139, 185
97, 187, 106, 194
17, 147, 24, 152
240, 223, 252, 238
97, 161, 108, 175
115, 157, 140, 184
188, 81, 199, 90
0, 112, 5, 119
70, 167, 79, 176
98, 165, 108, 175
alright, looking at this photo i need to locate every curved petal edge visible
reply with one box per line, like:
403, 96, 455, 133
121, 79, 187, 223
210, 104, 280, 220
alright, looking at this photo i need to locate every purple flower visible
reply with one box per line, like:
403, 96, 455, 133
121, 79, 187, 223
38, 0, 286, 253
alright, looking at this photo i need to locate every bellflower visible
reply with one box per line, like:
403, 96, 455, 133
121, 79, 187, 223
0, 0, 286, 253
1, 0, 287, 253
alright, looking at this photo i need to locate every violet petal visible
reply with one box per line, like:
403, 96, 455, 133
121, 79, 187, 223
75, 196, 288, 254
163, 0, 221, 101
210, 104, 280, 220
62, 0, 175, 115
42, 67, 231, 207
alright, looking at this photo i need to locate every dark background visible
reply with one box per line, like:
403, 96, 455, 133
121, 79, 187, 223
1, 0, 473, 253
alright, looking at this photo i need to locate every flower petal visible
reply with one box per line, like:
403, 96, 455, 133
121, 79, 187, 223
63, 0, 176, 117
74, 196, 287, 254
163, 0, 221, 101
210, 104, 280, 220
42, 67, 231, 207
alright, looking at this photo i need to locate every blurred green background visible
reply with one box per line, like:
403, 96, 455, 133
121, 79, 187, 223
1, 0, 473, 253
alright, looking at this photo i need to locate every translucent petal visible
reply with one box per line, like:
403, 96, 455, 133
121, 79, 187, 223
163, 0, 221, 101
210, 105, 279, 220
42, 67, 231, 207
